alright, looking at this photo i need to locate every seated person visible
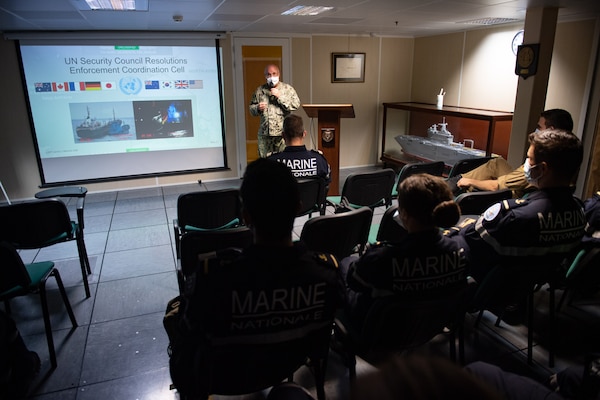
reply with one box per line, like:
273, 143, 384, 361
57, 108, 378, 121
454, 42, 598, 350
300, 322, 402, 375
169, 158, 345, 398
454, 108, 574, 198
460, 129, 586, 283
342, 174, 469, 325
268, 114, 331, 184
582, 190, 600, 246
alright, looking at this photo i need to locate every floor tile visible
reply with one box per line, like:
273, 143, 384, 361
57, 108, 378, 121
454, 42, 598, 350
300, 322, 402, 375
81, 312, 170, 385
92, 272, 178, 323
105, 225, 171, 253
113, 196, 166, 214
100, 245, 175, 282
110, 208, 168, 230
76, 368, 177, 400
116, 187, 163, 200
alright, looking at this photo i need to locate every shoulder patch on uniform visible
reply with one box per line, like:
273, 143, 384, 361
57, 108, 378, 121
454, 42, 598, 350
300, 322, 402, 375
483, 202, 501, 221
314, 252, 339, 269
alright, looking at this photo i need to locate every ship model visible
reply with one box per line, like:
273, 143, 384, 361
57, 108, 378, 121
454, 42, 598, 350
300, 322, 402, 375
76, 107, 129, 139
394, 118, 489, 166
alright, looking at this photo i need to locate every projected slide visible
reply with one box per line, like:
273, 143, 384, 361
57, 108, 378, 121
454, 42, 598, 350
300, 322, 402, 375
19, 40, 226, 184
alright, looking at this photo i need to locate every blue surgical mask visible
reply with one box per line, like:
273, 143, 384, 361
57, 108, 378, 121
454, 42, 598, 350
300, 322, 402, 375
523, 158, 540, 186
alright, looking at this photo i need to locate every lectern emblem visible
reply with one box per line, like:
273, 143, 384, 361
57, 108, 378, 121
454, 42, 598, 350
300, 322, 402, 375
322, 128, 334, 143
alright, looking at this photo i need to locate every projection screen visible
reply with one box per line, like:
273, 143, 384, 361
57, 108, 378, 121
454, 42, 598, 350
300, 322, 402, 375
16, 33, 227, 186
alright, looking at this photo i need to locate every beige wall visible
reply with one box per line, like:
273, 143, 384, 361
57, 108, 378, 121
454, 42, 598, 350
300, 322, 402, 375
411, 19, 597, 130
0, 18, 597, 200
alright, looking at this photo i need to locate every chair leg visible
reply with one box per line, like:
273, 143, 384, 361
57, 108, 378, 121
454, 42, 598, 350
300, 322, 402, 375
311, 356, 328, 400
76, 236, 91, 298
52, 269, 78, 328
527, 291, 534, 365
549, 283, 555, 368
38, 283, 57, 369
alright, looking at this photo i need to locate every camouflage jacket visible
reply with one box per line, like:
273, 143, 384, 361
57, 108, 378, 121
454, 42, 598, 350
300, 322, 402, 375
249, 82, 300, 137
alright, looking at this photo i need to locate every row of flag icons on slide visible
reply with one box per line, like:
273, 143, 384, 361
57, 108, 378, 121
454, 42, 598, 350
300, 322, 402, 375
34, 79, 203, 93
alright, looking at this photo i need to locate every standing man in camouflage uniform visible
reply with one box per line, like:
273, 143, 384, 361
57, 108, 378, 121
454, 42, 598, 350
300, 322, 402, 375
249, 64, 300, 158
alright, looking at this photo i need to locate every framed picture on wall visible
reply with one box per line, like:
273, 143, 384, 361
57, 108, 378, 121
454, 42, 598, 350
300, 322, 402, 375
331, 53, 365, 83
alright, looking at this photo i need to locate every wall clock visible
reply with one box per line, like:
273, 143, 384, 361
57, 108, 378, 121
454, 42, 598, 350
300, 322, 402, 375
512, 30, 524, 55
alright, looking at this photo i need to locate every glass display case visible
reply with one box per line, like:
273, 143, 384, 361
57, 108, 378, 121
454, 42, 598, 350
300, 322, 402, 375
381, 102, 513, 168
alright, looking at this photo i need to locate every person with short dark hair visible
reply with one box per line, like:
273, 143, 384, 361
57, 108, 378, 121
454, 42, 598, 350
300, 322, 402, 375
268, 114, 331, 184
453, 108, 574, 198
343, 174, 469, 325
461, 129, 586, 283
170, 158, 345, 398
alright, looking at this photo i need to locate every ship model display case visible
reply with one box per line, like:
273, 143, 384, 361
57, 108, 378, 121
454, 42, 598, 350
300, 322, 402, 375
380, 102, 513, 170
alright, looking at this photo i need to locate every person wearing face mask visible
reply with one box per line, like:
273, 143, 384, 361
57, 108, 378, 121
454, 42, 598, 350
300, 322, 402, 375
249, 64, 301, 158
459, 129, 586, 283
450, 109, 574, 198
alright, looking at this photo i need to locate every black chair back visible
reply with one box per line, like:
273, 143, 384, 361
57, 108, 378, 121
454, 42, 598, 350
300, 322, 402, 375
355, 289, 465, 364
375, 205, 408, 243
397, 161, 445, 184
177, 227, 253, 292
174, 188, 243, 257
0, 199, 74, 248
447, 156, 493, 178
455, 189, 512, 215
296, 177, 327, 217
340, 169, 396, 209
300, 207, 373, 259
176, 188, 242, 231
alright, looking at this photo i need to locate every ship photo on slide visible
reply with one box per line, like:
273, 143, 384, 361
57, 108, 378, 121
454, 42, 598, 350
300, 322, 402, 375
70, 101, 135, 142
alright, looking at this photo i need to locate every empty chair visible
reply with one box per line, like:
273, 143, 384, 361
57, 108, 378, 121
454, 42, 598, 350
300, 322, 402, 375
454, 188, 512, 216
300, 207, 373, 259
296, 177, 327, 217
173, 188, 243, 257
0, 199, 92, 298
0, 241, 77, 369
392, 161, 445, 198
447, 157, 494, 178
471, 259, 563, 367
327, 169, 396, 213
176, 227, 253, 293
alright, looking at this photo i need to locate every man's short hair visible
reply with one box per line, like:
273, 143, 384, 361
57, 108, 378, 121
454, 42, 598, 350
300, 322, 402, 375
283, 114, 304, 141
240, 158, 299, 240
541, 109, 574, 131
528, 129, 582, 182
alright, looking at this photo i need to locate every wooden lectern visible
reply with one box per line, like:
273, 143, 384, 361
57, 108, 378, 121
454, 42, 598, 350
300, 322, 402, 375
302, 104, 355, 196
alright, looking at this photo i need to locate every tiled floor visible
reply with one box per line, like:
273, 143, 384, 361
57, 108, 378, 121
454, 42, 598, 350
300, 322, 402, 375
4, 167, 600, 399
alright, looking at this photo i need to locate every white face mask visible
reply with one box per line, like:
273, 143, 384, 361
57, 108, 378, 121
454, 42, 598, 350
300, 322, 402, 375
523, 158, 540, 186
266, 76, 279, 86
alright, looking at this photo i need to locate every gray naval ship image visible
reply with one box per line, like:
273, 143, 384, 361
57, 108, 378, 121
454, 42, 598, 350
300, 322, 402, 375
395, 118, 490, 166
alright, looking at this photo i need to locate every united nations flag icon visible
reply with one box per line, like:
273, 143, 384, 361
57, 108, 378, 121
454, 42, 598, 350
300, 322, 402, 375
119, 77, 142, 95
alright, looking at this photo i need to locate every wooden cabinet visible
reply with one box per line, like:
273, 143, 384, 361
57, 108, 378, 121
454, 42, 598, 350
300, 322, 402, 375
380, 102, 513, 168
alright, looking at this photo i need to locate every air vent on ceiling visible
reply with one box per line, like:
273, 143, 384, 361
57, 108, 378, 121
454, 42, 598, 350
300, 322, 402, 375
458, 17, 520, 25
